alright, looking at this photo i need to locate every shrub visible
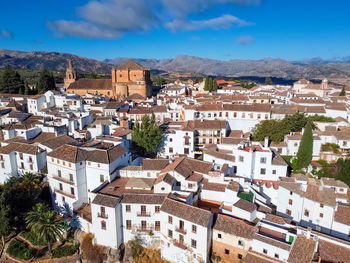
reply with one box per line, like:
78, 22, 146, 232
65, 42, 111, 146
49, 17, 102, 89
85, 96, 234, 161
6, 239, 35, 260
20, 231, 46, 246
52, 243, 79, 258
237, 191, 254, 202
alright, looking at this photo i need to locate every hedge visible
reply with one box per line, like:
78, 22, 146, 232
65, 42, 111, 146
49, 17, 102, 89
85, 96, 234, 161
6, 239, 35, 260
52, 243, 79, 258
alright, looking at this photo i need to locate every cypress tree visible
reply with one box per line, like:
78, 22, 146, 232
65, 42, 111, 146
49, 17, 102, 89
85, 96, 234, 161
0, 65, 24, 94
212, 78, 218, 91
296, 121, 313, 168
265, 77, 272, 85
24, 81, 29, 95
204, 76, 210, 91
339, 87, 346, 96
37, 69, 56, 94
208, 77, 213, 92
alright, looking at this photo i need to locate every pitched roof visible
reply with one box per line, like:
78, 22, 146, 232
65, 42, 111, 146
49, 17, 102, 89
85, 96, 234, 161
40, 135, 77, 150
116, 59, 148, 70
142, 159, 169, 170
334, 204, 350, 226
303, 184, 336, 207
120, 193, 166, 204
287, 235, 316, 263
92, 194, 119, 208
214, 214, 256, 239
233, 198, 257, 213
160, 198, 212, 227
67, 79, 112, 90
318, 239, 350, 263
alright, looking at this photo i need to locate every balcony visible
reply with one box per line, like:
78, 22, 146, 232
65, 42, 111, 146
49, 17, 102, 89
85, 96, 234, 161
175, 227, 187, 235
174, 240, 187, 250
52, 176, 74, 185
54, 188, 75, 199
136, 226, 153, 232
97, 212, 108, 219
137, 211, 151, 217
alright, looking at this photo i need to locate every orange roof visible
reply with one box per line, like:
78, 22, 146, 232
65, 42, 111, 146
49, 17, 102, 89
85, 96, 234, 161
216, 80, 227, 85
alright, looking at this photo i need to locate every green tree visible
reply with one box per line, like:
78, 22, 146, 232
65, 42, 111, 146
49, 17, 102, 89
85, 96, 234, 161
24, 81, 30, 95
204, 76, 210, 91
153, 76, 165, 87
252, 119, 290, 143
265, 77, 272, 85
25, 204, 63, 255
212, 78, 218, 91
0, 204, 10, 247
132, 113, 163, 157
208, 77, 213, 91
296, 121, 313, 169
339, 87, 346, 96
36, 69, 56, 94
0, 65, 25, 94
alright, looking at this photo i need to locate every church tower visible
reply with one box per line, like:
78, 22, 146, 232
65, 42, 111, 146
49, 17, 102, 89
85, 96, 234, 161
64, 59, 77, 88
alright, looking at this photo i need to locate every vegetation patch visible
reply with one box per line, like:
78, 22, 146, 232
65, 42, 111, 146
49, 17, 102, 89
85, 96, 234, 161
52, 243, 79, 258
238, 190, 254, 202
20, 230, 46, 246
6, 239, 36, 260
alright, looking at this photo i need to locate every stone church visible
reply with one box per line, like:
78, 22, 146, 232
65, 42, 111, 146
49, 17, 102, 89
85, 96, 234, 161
66, 59, 152, 99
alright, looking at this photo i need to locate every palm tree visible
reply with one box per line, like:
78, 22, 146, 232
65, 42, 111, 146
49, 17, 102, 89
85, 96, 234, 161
19, 172, 40, 190
26, 203, 64, 255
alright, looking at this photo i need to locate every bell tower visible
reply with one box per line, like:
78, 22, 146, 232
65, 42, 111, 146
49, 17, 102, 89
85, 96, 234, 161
64, 59, 77, 88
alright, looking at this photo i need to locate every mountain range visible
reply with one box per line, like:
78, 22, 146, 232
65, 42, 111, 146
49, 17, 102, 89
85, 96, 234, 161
1, 49, 350, 85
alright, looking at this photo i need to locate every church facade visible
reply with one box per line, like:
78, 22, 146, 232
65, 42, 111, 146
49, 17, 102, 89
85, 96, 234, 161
66, 60, 152, 99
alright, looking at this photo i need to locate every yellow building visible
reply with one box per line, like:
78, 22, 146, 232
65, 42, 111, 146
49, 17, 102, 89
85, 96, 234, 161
67, 59, 152, 99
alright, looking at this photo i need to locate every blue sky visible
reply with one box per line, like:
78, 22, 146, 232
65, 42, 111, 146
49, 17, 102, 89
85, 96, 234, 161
0, 0, 349, 61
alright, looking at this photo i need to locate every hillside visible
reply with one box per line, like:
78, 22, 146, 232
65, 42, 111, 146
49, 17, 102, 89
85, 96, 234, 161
1, 49, 350, 85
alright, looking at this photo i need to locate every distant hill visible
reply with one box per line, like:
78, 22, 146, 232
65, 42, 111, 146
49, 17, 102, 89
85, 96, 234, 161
0, 49, 112, 73
1, 49, 350, 85
106, 55, 350, 85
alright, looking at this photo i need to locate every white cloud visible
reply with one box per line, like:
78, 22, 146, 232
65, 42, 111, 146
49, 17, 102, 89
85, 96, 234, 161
236, 35, 254, 44
1, 29, 13, 39
48, 0, 257, 39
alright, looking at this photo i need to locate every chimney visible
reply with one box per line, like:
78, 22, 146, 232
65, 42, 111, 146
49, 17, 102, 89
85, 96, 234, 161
264, 137, 269, 147
306, 227, 311, 239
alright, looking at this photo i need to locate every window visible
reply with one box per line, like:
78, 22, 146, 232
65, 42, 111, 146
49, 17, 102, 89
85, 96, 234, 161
126, 205, 131, 212
257, 114, 261, 119
19, 153, 23, 160
141, 205, 146, 214
71, 187, 75, 195
168, 229, 173, 238
260, 168, 266, 175
294, 142, 298, 147
263, 249, 267, 254
238, 254, 243, 259
170, 138, 173, 142
304, 209, 309, 217
168, 216, 173, 224
289, 199, 293, 205
286, 209, 291, 215
242, 113, 246, 118
290, 191, 293, 195
141, 220, 147, 230
59, 183, 63, 191
234, 112, 237, 118
179, 220, 184, 230
51, 157, 54, 162
101, 221, 106, 230
58, 170, 62, 177
63, 161, 65, 166
275, 253, 279, 259
218, 233, 222, 239
188, 183, 194, 188
320, 203, 324, 208
191, 239, 197, 248
239, 156, 244, 162
1, 163, 4, 168
238, 240, 244, 246
169, 147, 173, 153
192, 225, 197, 234
69, 174, 73, 182
225, 249, 230, 255
184, 148, 189, 154
225, 112, 228, 117
30, 164, 33, 170
320, 213, 324, 218
126, 220, 131, 230
100, 174, 104, 183
155, 221, 160, 231
62, 196, 65, 203
260, 157, 266, 164
155, 206, 160, 213
272, 170, 276, 174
